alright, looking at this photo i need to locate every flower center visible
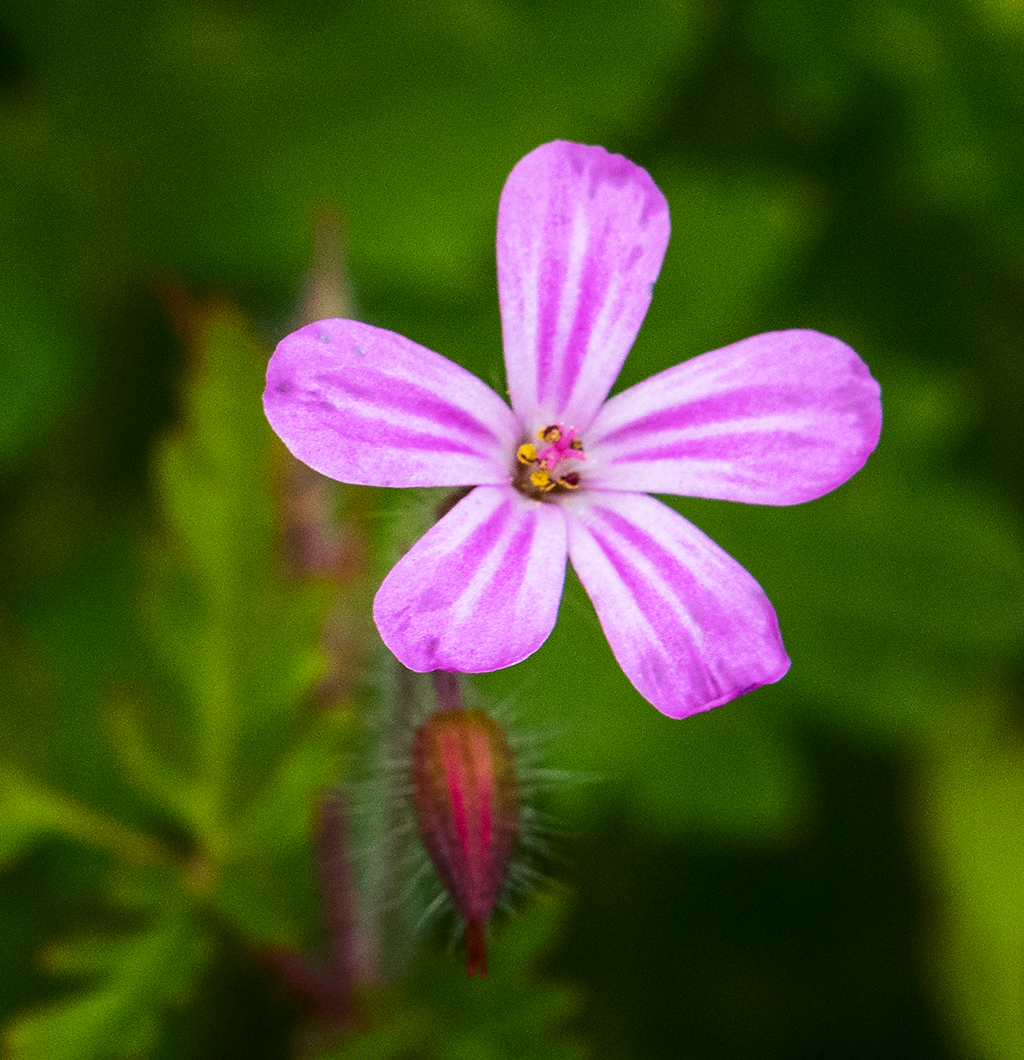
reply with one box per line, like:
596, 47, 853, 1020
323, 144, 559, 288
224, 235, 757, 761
512, 424, 585, 500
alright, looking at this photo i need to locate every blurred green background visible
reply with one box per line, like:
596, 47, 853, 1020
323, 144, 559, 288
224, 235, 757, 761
2, 0, 1024, 1057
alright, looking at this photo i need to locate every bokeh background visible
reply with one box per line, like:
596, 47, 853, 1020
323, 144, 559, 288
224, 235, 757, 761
2, 0, 1024, 1057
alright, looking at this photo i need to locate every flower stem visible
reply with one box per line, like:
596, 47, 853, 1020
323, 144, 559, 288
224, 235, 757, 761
262, 790, 361, 1028
317, 790, 359, 1022
431, 670, 464, 713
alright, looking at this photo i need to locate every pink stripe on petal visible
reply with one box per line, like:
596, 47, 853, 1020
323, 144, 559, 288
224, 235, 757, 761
264, 319, 518, 488
587, 330, 882, 504
565, 492, 790, 718
374, 485, 567, 672
498, 141, 670, 432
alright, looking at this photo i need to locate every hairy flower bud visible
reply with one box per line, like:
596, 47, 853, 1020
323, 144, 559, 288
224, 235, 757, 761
410, 707, 518, 977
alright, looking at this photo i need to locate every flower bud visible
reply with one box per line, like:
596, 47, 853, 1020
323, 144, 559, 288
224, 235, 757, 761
410, 707, 518, 977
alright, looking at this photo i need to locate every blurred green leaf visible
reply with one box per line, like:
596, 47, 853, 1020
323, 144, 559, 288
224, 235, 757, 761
3, 294, 354, 1053
1, 0, 704, 332
229, 710, 353, 860
0, 766, 173, 872
0, 149, 85, 468
736, 362, 1024, 744
102, 691, 201, 843
922, 730, 1024, 1060
212, 709, 354, 947
326, 894, 583, 1060
623, 163, 819, 390
4, 867, 211, 1060
143, 299, 331, 856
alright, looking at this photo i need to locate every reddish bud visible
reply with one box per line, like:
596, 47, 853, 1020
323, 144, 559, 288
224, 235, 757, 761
410, 708, 518, 977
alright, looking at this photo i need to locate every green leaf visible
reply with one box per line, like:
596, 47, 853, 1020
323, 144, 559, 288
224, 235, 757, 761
4, 868, 211, 1060
623, 163, 818, 390
1, 0, 705, 361
212, 709, 355, 947
922, 732, 1024, 1060
102, 690, 202, 843
0, 767, 172, 870
0, 155, 84, 468
324, 894, 583, 1060
143, 300, 332, 857
735, 363, 1024, 744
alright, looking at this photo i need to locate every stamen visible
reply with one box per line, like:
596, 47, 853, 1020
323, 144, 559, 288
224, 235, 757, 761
530, 468, 555, 491
512, 422, 587, 500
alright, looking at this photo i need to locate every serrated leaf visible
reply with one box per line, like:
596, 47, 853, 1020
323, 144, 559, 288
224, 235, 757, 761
4, 869, 211, 1060
0, 767, 171, 870
102, 691, 204, 841
228, 709, 355, 858
143, 299, 334, 856
211, 709, 355, 947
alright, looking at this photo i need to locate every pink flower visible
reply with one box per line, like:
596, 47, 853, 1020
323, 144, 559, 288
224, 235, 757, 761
264, 141, 881, 718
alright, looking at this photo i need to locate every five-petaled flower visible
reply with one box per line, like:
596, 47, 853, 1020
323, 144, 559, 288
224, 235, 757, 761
264, 141, 882, 718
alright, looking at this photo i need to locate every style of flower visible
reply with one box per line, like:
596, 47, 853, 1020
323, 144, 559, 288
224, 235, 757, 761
263, 141, 882, 718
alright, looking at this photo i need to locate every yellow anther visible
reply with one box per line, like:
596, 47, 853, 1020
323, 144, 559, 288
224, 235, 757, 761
570, 437, 584, 451
530, 468, 555, 491
557, 473, 581, 490
516, 443, 537, 465
538, 425, 561, 443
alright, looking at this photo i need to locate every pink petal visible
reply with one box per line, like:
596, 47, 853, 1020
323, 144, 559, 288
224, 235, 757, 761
586, 330, 882, 505
497, 141, 670, 434
373, 485, 567, 672
564, 491, 790, 718
264, 319, 518, 488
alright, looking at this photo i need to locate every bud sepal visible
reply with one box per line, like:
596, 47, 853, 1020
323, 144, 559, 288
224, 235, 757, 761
410, 707, 518, 978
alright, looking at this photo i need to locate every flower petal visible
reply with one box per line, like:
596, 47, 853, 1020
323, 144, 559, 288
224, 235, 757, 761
374, 485, 567, 672
264, 319, 518, 487
565, 491, 790, 718
497, 141, 670, 433
586, 330, 882, 504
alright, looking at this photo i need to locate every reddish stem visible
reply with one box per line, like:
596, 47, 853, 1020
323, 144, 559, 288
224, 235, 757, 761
432, 670, 464, 713
317, 791, 360, 1020
465, 918, 488, 978
263, 792, 360, 1027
